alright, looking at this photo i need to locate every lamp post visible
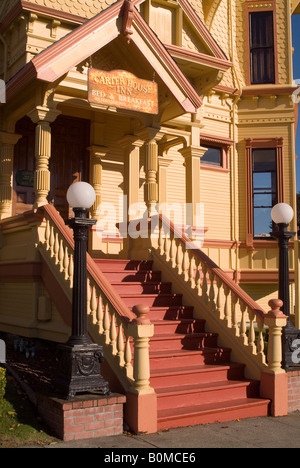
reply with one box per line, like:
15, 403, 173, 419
54, 182, 110, 399
271, 203, 300, 371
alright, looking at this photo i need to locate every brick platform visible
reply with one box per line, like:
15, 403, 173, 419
37, 393, 126, 441
288, 371, 300, 413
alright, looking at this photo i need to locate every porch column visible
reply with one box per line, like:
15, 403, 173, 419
0, 132, 21, 219
88, 145, 108, 218
179, 145, 207, 233
139, 128, 163, 216
28, 106, 61, 208
119, 135, 143, 220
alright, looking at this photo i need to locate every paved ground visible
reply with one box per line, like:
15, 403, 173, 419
28, 412, 300, 449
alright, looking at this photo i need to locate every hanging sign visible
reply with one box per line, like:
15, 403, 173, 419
88, 69, 158, 115
15, 170, 34, 187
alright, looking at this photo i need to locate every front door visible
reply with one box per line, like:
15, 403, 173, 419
49, 115, 90, 219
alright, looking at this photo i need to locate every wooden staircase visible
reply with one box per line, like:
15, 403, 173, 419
94, 258, 270, 430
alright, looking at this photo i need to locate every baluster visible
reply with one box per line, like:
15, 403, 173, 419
183, 249, 189, 281
189, 253, 195, 288
110, 311, 117, 355
195, 259, 201, 296
176, 242, 183, 275
90, 285, 97, 324
257, 319, 266, 364
224, 285, 231, 327
159, 224, 164, 255
202, 264, 208, 303
49, 226, 55, 257
54, 232, 59, 264
170, 238, 177, 268
240, 300, 248, 345
87, 278, 91, 315
97, 293, 104, 334
209, 270, 216, 312
164, 236, 171, 262
248, 308, 257, 354
124, 332, 133, 379
58, 240, 64, 272
215, 277, 223, 319
103, 302, 111, 345
45, 219, 50, 250
231, 293, 239, 336
63, 246, 69, 281
69, 254, 74, 288
117, 317, 125, 367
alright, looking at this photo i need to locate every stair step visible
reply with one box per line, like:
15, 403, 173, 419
156, 379, 260, 410
121, 293, 183, 307
111, 281, 172, 294
150, 363, 246, 388
152, 319, 206, 335
100, 270, 162, 282
150, 332, 219, 350
94, 259, 153, 271
147, 306, 195, 321
157, 398, 270, 430
150, 347, 232, 369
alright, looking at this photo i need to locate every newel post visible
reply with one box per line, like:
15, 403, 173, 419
124, 304, 157, 434
260, 299, 288, 417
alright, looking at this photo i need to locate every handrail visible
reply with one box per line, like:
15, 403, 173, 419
158, 213, 265, 321
42, 204, 135, 323
148, 213, 287, 377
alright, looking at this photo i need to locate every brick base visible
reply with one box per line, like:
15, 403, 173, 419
288, 371, 300, 413
37, 393, 126, 441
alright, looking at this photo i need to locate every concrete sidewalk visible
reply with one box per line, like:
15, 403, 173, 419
29, 412, 300, 449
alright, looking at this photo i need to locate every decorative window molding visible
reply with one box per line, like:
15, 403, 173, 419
245, 137, 284, 249
200, 134, 234, 172
245, 0, 278, 86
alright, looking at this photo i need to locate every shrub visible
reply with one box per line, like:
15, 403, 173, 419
0, 367, 6, 401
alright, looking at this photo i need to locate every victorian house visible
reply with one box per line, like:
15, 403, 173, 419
0, 0, 299, 434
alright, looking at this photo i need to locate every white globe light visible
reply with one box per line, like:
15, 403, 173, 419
66, 182, 96, 209
271, 203, 294, 225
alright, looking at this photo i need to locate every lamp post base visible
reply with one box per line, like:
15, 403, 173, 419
54, 342, 111, 400
282, 319, 300, 372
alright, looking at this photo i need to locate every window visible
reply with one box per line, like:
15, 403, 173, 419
249, 11, 275, 84
201, 146, 222, 167
252, 148, 277, 237
245, 138, 284, 247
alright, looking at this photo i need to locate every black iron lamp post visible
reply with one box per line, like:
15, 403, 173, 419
54, 182, 110, 399
271, 203, 300, 371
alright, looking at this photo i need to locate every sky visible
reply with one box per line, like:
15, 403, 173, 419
292, 15, 300, 192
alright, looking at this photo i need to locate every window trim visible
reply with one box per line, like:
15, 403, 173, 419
245, 1, 278, 86
245, 137, 284, 248
200, 134, 233, 172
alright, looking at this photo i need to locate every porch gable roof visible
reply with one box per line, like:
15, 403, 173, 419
5, 0, 206, 113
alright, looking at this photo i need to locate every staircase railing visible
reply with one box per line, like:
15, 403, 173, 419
38, 205, 155, 400
150, 214, 287, 380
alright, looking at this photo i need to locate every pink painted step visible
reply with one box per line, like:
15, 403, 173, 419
150, 363, 246, 388
150, 347, 233, 370
157, 399, 270, 430
110, 281, 172, 295
120, 293, 183, 308
150, 332, 219, 351
94, 259, 154, 271
152, 318, 206, 335
156, 379, 261, 411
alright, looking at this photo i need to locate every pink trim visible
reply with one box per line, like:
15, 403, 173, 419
166, 44, 232, 72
